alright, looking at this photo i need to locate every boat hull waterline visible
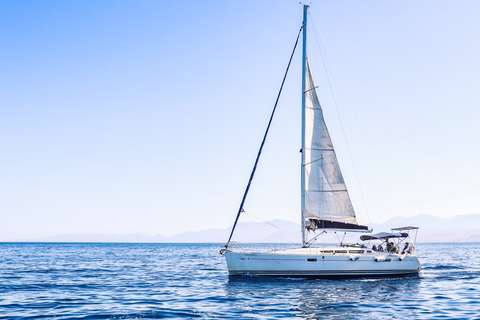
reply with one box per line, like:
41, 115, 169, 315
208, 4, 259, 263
225, 249, 421, 277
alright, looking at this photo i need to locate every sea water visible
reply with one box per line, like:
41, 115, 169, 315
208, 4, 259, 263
0, 242, 479, 319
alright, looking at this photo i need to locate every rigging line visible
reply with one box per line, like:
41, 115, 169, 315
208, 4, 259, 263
304, 86, 318, 93
341, 92, 396, 230
225, 25, 303, 247
308, 9, 372, 228
243, 211, 299, 242
306, 230, 326, 246
242, 212, 278, 240
309, 9, 390, 229
335, 231, 342, 244
319, 56, 384, 228
241, 211, 278, 237
303, 157, 323, 166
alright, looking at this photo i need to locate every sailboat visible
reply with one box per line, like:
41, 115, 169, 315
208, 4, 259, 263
220, 5, 421, 277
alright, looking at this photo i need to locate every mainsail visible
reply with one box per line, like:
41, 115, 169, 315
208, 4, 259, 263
303, 60, 368, 231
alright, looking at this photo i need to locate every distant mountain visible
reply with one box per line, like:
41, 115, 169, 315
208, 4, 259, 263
28, 233, 168, 243
167, 219, 300, 243
17, 214, 480, 243
25, 219, 300, 243
371, 214, 480, 242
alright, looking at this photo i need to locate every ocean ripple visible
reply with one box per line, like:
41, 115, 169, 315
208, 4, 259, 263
0, 242, 479, 319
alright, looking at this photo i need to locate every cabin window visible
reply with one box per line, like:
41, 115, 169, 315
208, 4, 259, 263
307, 258, 317, 262
334, 250, 347, 254
348, 250, 364, 254
321, 250, 333, 254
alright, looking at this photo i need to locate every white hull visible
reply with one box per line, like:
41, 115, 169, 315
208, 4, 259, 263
225, 246, 421, 277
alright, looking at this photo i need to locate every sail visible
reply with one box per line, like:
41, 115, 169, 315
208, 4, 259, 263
303, 60, 368, 231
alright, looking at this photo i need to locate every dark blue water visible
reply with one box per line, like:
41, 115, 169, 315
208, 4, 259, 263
0, 243, 479, 319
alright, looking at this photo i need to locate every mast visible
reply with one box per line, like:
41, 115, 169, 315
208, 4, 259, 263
301, 4, 308, 247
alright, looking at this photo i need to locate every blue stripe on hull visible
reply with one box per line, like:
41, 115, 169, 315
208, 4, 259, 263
228, 269, 420, 277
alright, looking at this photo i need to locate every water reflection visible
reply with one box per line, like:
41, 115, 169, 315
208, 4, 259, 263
225, 275, 421, 319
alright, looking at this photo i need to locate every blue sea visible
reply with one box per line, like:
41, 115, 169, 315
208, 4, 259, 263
0, 242, 479, 319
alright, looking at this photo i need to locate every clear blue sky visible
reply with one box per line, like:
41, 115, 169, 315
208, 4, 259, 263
1, 1, 479, 240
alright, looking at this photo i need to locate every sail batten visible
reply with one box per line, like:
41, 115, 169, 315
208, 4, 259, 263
308, 190, 349, 192
303, 59, 367, 231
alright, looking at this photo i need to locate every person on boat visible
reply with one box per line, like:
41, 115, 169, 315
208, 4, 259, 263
377, 244, 384, 252
386, 241, 392, 252
402, 242, 410, 254
372, 245, 377, 251
387, 241, 397, 253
